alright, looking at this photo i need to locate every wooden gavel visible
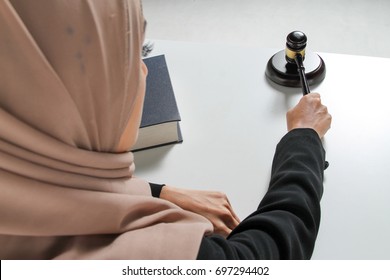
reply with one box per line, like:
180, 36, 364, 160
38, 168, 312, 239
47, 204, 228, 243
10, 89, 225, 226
285, 31, 311, 95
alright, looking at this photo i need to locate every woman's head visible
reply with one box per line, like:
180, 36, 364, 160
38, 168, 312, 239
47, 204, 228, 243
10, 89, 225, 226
0, 0, 147, 152
0, 2, 214, 260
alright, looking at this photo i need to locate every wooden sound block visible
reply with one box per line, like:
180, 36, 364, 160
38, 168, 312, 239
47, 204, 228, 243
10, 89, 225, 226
265, 50, 326, 87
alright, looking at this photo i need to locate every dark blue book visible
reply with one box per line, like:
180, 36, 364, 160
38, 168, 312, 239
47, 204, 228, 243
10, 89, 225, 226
132, 55, 183, 151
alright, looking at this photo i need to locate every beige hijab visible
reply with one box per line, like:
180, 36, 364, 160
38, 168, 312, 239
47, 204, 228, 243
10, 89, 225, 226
0, 0, 212, 259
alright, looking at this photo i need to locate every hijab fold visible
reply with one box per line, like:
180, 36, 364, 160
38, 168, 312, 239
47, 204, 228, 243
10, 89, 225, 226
0, 0, 212, 259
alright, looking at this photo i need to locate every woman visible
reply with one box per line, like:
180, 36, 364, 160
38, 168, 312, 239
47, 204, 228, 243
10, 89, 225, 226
0, 0, 331, 259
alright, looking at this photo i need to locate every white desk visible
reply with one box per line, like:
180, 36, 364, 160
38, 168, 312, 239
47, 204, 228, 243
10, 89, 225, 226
134, 40, 390, 260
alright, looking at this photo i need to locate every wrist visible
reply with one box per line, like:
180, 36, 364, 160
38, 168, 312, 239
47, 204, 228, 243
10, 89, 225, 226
160, 185, 176, 200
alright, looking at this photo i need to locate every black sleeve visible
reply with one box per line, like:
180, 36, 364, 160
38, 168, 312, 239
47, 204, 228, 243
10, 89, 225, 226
149, 183, 165, 198
197, 128, 326, 260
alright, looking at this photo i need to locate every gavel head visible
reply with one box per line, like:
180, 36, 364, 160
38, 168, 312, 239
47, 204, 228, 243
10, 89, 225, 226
285, 31, 307, 64
265, 30, 325, 88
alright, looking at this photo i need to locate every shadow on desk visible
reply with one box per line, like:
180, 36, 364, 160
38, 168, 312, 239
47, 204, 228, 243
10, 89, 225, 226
133, 145, 174, 173
264, 74, 326, 113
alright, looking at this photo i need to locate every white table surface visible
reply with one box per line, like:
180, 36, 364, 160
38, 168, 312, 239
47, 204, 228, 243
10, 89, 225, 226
134, 40, 390, 260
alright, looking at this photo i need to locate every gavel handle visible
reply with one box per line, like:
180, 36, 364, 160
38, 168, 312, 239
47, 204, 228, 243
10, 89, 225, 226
294, 54, 329, 169
295, 54, 310, 95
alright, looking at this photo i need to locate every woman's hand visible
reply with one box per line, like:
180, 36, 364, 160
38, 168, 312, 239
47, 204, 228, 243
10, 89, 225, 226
160, 185, 240, 237
287, 93, 332, 139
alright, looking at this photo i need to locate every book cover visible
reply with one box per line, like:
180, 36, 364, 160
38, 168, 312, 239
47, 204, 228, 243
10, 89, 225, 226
131, 55, 183, 151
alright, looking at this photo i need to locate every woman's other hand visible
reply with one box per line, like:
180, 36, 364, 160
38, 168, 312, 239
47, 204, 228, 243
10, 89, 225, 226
160, 185, 240, 237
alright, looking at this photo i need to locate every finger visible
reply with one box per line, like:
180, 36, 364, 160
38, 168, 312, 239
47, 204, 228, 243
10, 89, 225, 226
224, 197, 241, 224
213, 222, 232, 238
208, 206, 239, 232
227, 218, 239, 231
221, 208, 240, 230
230, 208, 241, 225
226, 210, 240, 229
307, 92, 320, 99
